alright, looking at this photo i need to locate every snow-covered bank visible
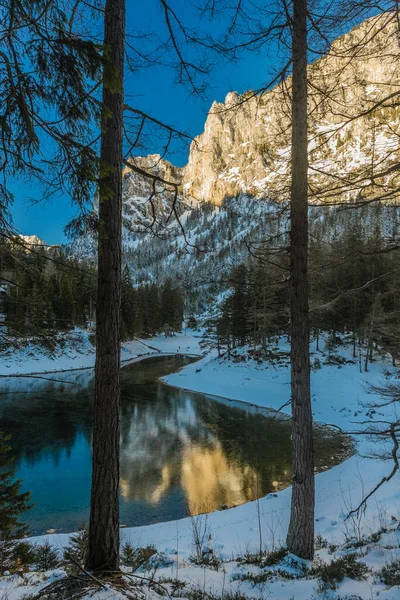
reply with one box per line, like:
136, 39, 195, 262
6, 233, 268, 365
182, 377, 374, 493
2, 338, 400, 599
0, 329, 202, 376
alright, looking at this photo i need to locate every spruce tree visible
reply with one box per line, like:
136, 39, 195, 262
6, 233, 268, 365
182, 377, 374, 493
121, 264, 135, 339
0, 432, 32, 540
230, 265, 250, 346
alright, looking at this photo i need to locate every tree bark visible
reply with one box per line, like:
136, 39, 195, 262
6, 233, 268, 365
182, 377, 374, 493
86, 0, 126, 573
286, 0, 315, 560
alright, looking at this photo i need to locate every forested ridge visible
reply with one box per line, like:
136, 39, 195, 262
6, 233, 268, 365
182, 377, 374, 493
0, 240, 184, 342
214, 221, 400, 367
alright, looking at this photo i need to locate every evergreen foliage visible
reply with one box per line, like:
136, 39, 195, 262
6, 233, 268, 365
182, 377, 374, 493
0, 432, 32, 540
34, 542, 60, 571
63, 525, 88, 573
0, 241, 185, 343
215, 229, 400, 364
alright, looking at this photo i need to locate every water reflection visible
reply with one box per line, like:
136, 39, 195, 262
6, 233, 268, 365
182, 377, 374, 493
0, 356, 350, 533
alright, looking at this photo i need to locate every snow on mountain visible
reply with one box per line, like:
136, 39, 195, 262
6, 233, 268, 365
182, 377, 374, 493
19, 234, 46, 248
183, 13, 399, 206
70, 13, 400, 299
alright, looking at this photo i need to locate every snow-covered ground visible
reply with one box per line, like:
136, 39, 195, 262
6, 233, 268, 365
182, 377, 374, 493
0, 328, 202, 376
1, 335, 400, 599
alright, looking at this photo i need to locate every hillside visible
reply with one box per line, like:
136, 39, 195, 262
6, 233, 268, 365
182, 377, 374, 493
71, 12, 400, 301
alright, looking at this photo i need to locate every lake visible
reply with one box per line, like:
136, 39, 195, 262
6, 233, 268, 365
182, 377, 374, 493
0, 355, 351, 534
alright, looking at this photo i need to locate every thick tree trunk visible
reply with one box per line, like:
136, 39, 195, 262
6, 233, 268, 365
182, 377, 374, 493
286, 0, 315, 560
86, 0, 126, 573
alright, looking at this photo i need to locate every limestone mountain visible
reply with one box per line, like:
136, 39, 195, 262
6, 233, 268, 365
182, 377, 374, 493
183, 12, 399, 206
71, 12, 399, 302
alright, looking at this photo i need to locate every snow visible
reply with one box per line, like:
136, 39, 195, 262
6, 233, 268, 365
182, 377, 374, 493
0, 329, 202, 377
1, 334, 400, 599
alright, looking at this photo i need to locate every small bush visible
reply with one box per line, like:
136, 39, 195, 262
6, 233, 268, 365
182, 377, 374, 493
11, 541, 37, 567
315, 535, 328, 550
233, 570, 273, 585
187, 591, 249, 600
233, 567, 296, 586
34, 541, 60, 571
343, 529, 384, 551
311, 357, 322, 371
0, 540, 38, 573
121, 542, 157, 570
237, 547, 287, 567
63, 524, 88, 573
158, 577, 187, 596
313, 553, 369, 590
189, 549, 221, 570
379, 559, 400, 587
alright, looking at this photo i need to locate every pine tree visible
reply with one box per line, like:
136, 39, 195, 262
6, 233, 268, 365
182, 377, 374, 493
286, 0, 315, 560
230, 265, 250, 346
87, 0, 126, 573
0, 432, 32, 540
121, 264, 135, 339
34, 542, 60, 571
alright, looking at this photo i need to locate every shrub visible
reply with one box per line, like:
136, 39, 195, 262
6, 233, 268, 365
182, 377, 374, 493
311, 357, 322, 371
313, 553, 369, 590
120, 542, 157, 571
379, 559, 400, 587
11, 541, 37, 567
63, 524, 88, 573
34, 541, 60, 571
187, 592, 249, 600
237, 547, 287, 567
315, 535, 328, 550
189, 550, 221, 570
0, 540, 37, 574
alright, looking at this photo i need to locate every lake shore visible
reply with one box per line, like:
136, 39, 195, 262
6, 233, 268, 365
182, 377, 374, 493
2, 333, 400, 600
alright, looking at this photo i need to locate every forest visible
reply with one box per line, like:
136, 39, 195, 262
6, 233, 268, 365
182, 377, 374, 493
0, 0, 399, 599
0, 241, 184, 341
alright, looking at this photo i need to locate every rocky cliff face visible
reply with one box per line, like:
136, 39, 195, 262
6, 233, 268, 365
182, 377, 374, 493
122, 154, 185, 234
182, 12, 400, 205
70, 13, 400, 296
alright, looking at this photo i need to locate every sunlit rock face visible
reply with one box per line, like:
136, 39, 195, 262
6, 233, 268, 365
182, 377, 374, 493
182, 13, 400, 205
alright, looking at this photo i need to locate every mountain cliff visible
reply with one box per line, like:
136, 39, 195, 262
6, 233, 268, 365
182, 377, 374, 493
182, 12, 399, 205
71, 13, 400, 298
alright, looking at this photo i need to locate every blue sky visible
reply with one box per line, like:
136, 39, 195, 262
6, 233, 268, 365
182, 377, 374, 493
10, 0, 272, 244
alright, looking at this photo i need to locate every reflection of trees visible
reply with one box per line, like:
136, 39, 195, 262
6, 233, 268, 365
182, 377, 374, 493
0, 373, 94, 466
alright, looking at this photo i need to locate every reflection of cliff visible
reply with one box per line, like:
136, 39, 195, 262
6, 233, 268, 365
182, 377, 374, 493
119, 383, 272, 512
181, 445, 258, 513
2, 355, 350, 523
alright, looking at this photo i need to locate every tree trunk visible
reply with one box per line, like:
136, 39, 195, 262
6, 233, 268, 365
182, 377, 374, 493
86, 0, 126, 573
364, 342, 370, 372
286, 0, 315, 560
